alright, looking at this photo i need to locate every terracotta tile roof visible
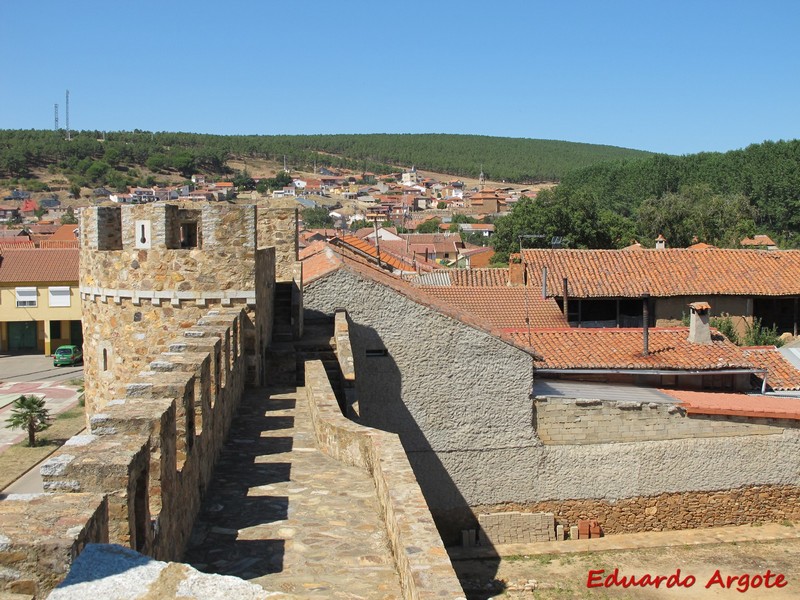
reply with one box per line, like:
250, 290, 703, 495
0, 240, 36, 250
741, 234, 777, 247
50, 224, 80, 241
302, 245, 345, 283
660, 389, 800, 420
418, 287, 567, 329
450, 268, 510, 286
521, 248, 800, 297
330, 235, 413, 272
26, 223, 60, 235
38, 240, 79, 249
742, 347, 800, 391
506, 328, 754, 371
0, 248, 79, 283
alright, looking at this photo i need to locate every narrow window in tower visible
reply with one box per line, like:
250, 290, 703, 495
180, 222, 198, 248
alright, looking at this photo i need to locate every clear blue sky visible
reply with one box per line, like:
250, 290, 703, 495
2, 0, 799, 155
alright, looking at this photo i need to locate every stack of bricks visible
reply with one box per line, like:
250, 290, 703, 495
478, 511, 556, 545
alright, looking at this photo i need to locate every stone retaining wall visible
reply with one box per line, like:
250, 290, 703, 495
475, 484, 800, 535
304, 359, 465, 600
534, 396, 791, 445
478, 512, 556, 545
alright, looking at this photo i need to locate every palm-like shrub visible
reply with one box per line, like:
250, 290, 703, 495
5, 394, 51, 447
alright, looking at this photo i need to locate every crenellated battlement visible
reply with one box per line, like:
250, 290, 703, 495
79, 203, 276, 415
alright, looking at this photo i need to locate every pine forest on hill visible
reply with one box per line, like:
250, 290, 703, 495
0, 130, 650, 189
491, 139, 800, 258
1, 129, 799, 251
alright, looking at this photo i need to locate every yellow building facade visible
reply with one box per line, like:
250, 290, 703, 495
0, 248, 81, 355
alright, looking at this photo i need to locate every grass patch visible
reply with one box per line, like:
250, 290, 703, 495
0, 406, 86, 491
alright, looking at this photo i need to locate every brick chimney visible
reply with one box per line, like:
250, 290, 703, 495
655, 234, 667, 250
509, 253, 526, 286
688, 301, 712, 344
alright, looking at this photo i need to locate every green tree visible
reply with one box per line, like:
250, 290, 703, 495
416, 218, 441, 233
743, 317, 784, 347
5, 394, 51, 447
349, 219, 371, 231
302, 206, 334, 228
636, 185, 756, 248
69, 183, 81, 199
146, 153, 167, 172
61, 207, 78, 225
233, 169, 255, 190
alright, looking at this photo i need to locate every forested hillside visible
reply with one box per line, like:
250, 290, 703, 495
0, 130, 651, 189
492, 139, 800, 258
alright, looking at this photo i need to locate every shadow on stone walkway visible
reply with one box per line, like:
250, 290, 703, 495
184, 385, 403, 597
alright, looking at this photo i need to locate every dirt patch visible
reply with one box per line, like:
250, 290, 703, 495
0, 405, 86, 490
454, 537, 800, 599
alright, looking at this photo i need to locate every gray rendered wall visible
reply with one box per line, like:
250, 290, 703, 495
304, 269, 800, 540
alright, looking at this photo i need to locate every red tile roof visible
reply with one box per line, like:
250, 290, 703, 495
450, 268, 510, 286
506, 328, 754, 371
38, 240, 79, 249
419, 287, 567, 329
0, 248, 79, 283
301, 242, 541, 358
329, 235, 413, 272
521, 248, 800, 297
742, 347, 800, 391
0, 240, 36, 250
50, 224, 80, 241
660, 389, 800, 420
741, 234, 777, 247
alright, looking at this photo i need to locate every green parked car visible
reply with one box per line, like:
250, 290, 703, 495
53, 345, 83, 367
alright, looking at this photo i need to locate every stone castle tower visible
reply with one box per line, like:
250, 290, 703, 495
79, 203, 293, 416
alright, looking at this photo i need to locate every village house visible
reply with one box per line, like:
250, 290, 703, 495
520, 248, 800, 336
0, 247, 81, 354
302, 239, 800, 544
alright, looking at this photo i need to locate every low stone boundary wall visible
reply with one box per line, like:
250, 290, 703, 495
0, 493, 108, 597
305, 360, 465, 600
534, 396, 790, 445
475, 484, 800, 535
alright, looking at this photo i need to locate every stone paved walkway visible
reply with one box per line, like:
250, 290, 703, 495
183, 385, 403, 598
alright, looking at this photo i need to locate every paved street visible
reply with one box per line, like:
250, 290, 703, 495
0, 353, 84, 384
0, 353, 83, 454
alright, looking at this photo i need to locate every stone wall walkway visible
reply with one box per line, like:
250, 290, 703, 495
183, 385, 403, 598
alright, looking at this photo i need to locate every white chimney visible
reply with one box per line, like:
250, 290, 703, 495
688, 302, 712, 344
655, 234, 667, 250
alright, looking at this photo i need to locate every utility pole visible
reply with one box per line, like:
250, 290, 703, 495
65, 90, 71, 141
54, 104, 59, 130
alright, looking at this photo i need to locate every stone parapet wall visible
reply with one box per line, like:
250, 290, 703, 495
0, 493, 108, 598
304, 359, 465, 600
38, 309, 249, 574
534, 396, 791, 445
256, 206, 297, 281
332, 309, 355, 381
81, 204, 257, 292
475, 484, 800, 536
